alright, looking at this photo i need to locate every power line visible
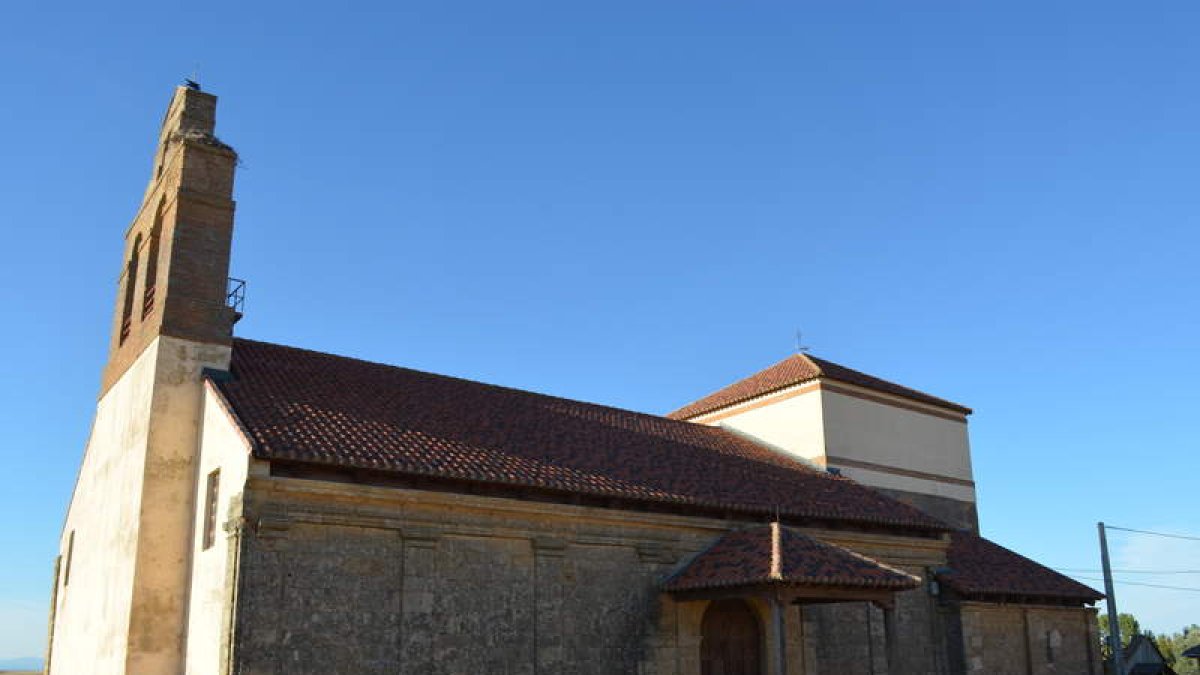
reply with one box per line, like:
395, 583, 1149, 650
1067, 575, 1200, 593
1054, 567, 1200, 575
1104, 525, 1200, 542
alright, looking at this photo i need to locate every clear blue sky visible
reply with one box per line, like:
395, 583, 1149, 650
3, 0, 1198, 659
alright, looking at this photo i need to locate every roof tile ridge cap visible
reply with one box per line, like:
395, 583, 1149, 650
671, 353, 823, 420
809, 354, 973, 414
769, 521, 783, 581
820, 375, 973, 415
798, 351, 824, 378
812, 536, 921, 584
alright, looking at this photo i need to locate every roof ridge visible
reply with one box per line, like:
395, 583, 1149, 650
814, 534, 921, 584
769, 521, 783, 581
797, 351, 824, 376
669, 350, 971, 419
666, 353, 823, 420
803, 354, 971, 413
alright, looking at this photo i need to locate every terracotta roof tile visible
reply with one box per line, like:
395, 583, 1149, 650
668, 353, 971, 420
214, 338, 948, 531
938, 531, 1103, 603
664, 523, 921, 592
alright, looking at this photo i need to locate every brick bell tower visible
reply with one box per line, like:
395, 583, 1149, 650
101, 84, 241, 391
48, 85, 241, 675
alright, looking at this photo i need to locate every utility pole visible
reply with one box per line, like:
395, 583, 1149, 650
1099, 522, 1124, 674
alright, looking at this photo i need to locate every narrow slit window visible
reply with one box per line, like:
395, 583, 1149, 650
203, 469, 220, 550
141, 232, 160, 318
1046, 630, 1060, 664
63, 531, 75, 587
142, 201, 164, 319
119, 235, 142, 344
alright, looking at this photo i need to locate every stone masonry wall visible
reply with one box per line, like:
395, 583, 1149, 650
806, 602, 887, 674
227, 476, 953, 675
805, 577, 947, 675
959, 602, 1099, 675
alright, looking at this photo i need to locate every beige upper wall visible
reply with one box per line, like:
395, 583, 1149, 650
821, 387, 973, 482
700, 379, 975, 506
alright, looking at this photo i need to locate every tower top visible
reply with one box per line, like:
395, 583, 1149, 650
101, 86, 240, 393
142, 86, 235, 202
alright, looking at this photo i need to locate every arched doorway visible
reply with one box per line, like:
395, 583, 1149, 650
700, 599, 763, 675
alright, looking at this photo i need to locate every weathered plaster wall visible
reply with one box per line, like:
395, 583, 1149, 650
184, 385, 255, 675
49, 341, 160, 674
49, 336, 231, 675
959, 603, 1099, 675
227, 477, 951, 675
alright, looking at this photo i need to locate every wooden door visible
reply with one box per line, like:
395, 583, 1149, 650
700, 599, 763, 675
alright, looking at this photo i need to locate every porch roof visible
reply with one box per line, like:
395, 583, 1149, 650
664, 524, 921, 594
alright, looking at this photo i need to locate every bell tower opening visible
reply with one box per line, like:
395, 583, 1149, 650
118, 234, 142, 345
141, 199, 164, 319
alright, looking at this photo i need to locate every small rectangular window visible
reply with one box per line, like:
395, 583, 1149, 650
203, 469, 220, 550
63, 531, 75, 587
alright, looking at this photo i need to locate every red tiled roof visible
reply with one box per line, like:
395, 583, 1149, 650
667, 353, 971, 420
214, 338, 948, 532
664, 523, 920, 592
938, 532, 1103, 603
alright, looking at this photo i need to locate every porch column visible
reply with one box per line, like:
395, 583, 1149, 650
769, 593, 788, 675
882, 602, 899, 675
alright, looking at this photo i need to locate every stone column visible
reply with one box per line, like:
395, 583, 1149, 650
533, 537, 568, 674
1085, 608, 1101, 675
793, 604, 820, 675
399, 528, 439, 675
882, 604, 898, 675
769, 594, 788, 675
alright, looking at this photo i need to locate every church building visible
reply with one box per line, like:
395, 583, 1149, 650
46, 85, 1104, 675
